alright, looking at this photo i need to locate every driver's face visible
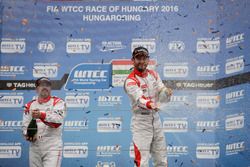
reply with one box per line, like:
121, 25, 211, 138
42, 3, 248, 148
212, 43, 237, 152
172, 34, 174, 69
132, 54, 149, 72
36, 82, 51, 98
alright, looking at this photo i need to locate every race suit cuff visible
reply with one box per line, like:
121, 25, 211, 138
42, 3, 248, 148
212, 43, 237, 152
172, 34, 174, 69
146, 101, 152, 109
39, 112, 46, 120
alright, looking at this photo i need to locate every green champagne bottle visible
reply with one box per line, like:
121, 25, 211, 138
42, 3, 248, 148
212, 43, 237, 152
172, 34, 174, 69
27, 118, 38, 137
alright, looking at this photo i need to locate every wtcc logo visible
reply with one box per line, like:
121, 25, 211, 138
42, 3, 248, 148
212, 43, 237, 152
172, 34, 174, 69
163, 118, 188, 132
170, 96, 187, 102
225, 89, 244, 104
196, 65, 220, 77
63, 120, 88, 131
226, 33, 244, 48
0, 143, 22, 158
168, 41, 185, 52
37, 41, 55, 53
168, 96, 188, 107
65, 95, 89, 108
196, 121, 220, 132
196, 143, 220, 159
167, 145, 188, 157
0, 38, 25, 53
0, 66, 25, 73
74, 70, 108, 78
97, 117, 122, 133
225, 56, 244, 75
226, 141, 245, 155
66, 38, 91, 54
65, 64, 111, 90
0, 95, 23, 108
163, 63, 188, 78
196, 38, 220, 53
63, 143, 88, 158
196, 93, 220, 109
98, 96, 122, 106
225, 114, 244, 131
131, 38, 156, 53
33, 63, 58, 78
0, 66, 25, 77
96, 145, 121, 157
0, 120, 22, 132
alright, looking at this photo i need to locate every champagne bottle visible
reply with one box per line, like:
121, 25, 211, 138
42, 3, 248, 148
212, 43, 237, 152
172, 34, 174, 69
27, 118, 38, 137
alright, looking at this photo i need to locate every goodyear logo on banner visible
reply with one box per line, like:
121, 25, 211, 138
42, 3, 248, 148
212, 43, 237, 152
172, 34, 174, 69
65, 64, 111, 90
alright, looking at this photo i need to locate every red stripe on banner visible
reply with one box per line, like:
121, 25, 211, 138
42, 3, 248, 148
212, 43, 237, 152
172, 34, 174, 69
112, 60, 133, 65
134, 143, 141, 167
148, 60, 156, 65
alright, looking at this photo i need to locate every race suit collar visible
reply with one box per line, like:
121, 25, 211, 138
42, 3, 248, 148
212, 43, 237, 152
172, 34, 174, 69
38, 96, 51, 104
134, 68, 148, 78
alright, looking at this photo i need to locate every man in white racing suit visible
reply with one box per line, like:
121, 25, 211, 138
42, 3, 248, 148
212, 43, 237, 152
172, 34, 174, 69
22, 77, 67, 167
124, 47, 173, 167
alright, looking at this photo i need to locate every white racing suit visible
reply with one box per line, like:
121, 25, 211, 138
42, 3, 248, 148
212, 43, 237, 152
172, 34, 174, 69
22, 96, 66, 167
124, 69, 170, 167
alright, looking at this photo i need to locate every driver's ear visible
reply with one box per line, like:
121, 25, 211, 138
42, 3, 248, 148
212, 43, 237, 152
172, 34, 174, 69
131, 57, 135, 64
